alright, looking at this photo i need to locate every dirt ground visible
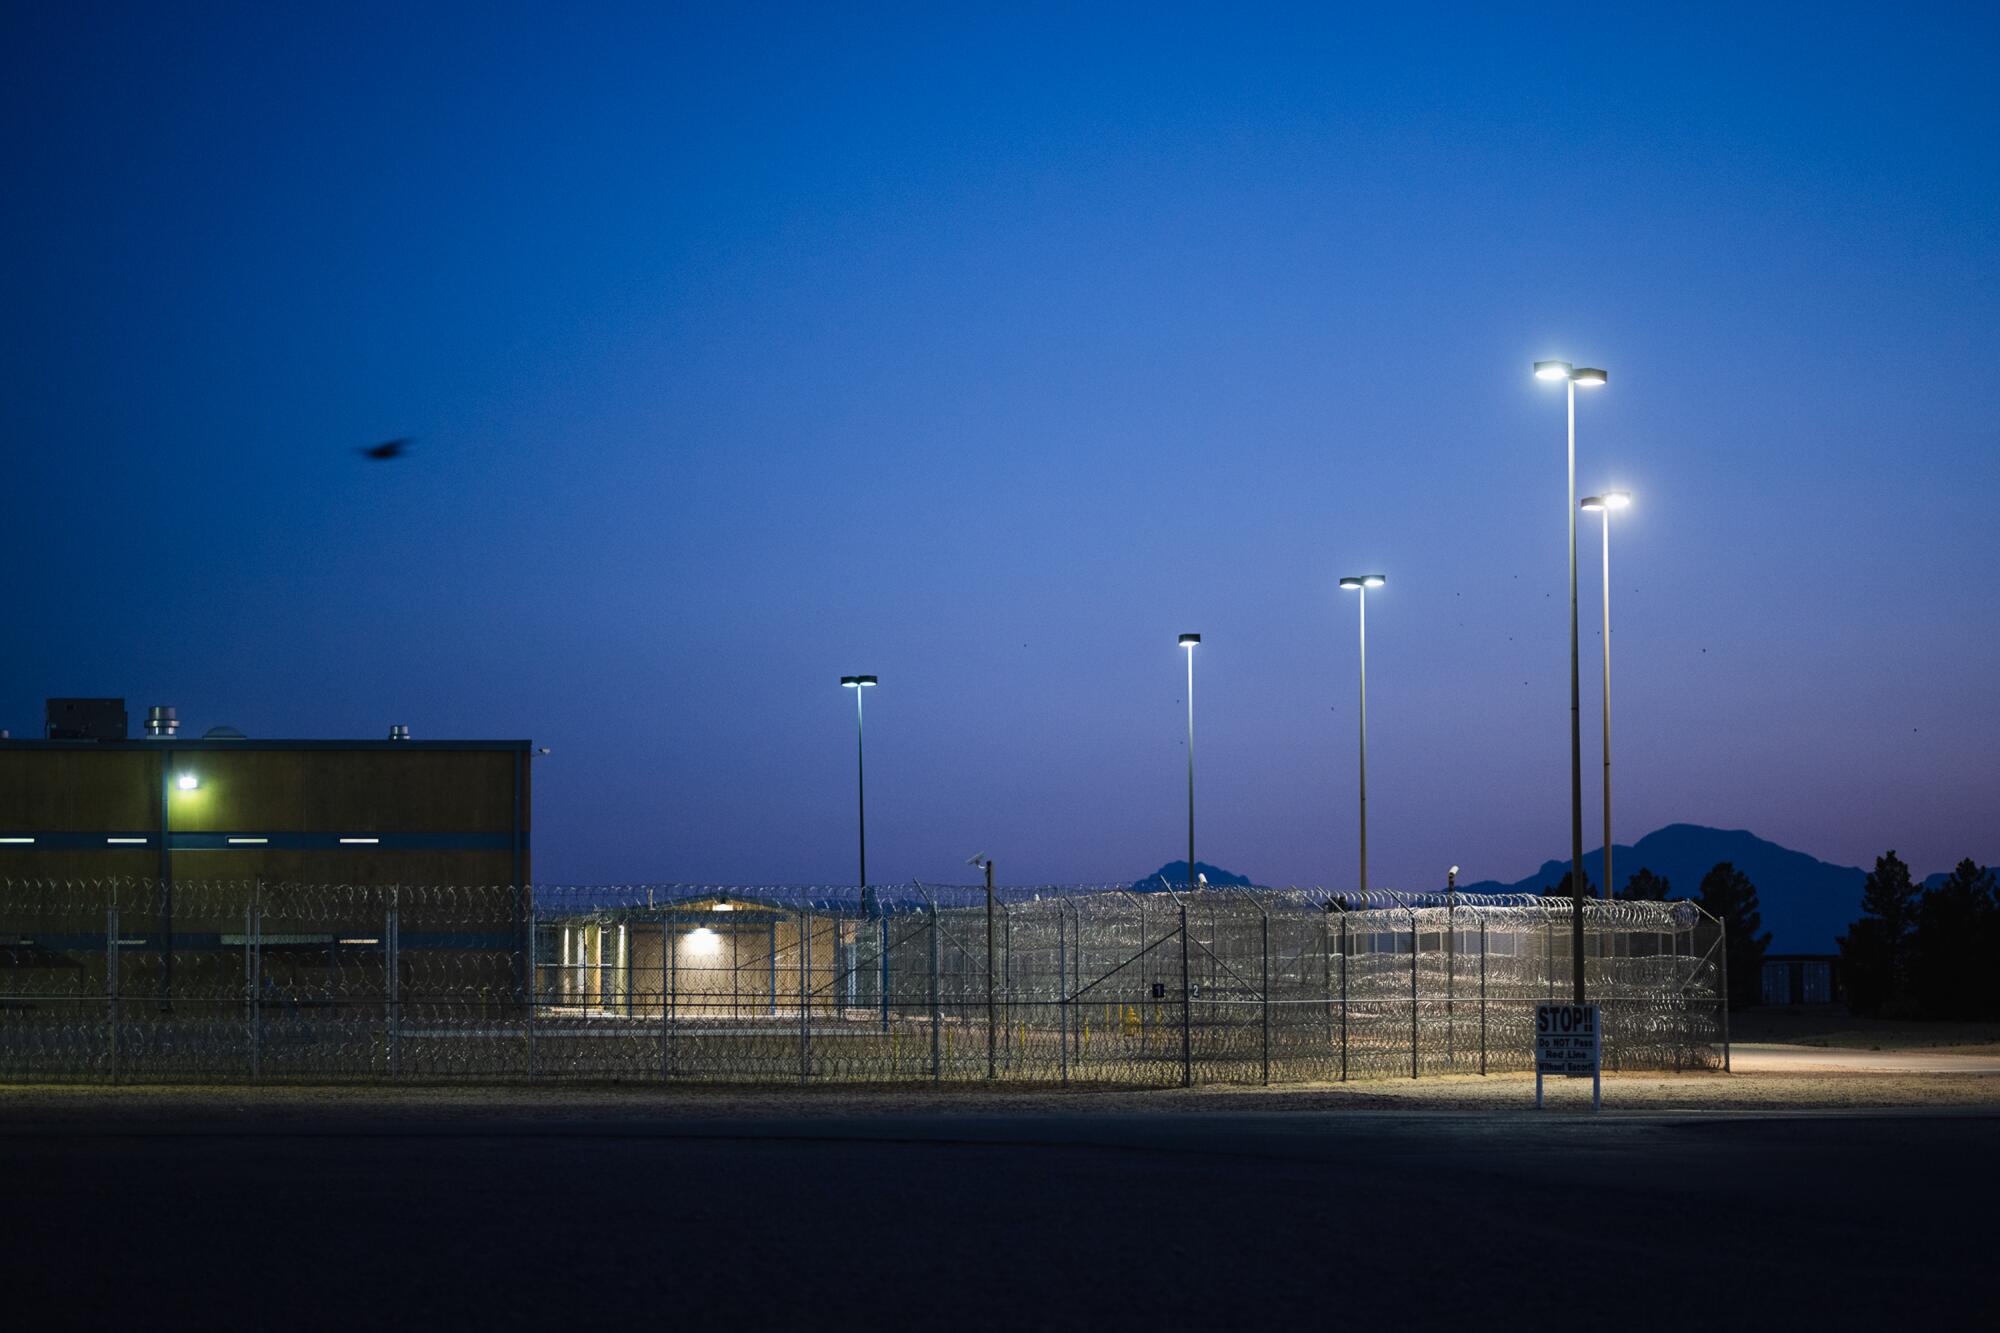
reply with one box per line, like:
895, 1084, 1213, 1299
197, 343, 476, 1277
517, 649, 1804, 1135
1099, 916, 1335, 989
6, 1006, 1995, 1122
2, 1061, 1995, 1122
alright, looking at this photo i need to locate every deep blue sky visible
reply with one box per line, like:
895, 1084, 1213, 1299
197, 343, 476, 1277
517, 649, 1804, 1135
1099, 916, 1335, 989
4, 4, 1995, 888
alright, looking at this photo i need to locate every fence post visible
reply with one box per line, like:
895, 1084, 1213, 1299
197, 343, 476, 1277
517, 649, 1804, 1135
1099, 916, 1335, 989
668, 912, 684, 1080
1339, 915, 1348, 1082
1139, 896, 1148, 1054
523, 886, 538, 1081
1409, 907, 1419, 1080
1321, 915, 1332, 1055
1058, 907, 1069, 1086
984, 868, 997, 1081
1072, 903, 1084, 1070
1178, 903, 1192, 1089
929, 906, 942, 1081
799, 903, 811, 1085
387, 888, 401, 1079
1001, 902, 1013, 1070
1719, 922, 1731, 1073
1259, 909, 1270, 1087
246, 895, 261, 1083
878, 914, 890, 1033
106, 900, 119, 1084
1478, 918, 1487, 1076
1446, 894, 1455, 1066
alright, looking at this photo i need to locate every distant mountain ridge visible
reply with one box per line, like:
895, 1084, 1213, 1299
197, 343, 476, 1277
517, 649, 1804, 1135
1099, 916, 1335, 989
1129, 861, 1254, 894
1133, 827, 1972, 953
1458, 823, 1882, 953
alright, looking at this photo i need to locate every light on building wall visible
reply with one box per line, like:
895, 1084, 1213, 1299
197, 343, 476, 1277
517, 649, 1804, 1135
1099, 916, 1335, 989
176, 773, 199, 791
686, 926, 722, 955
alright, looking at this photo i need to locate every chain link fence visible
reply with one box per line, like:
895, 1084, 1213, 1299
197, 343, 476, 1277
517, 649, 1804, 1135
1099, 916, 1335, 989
0, 879, 1724, 1085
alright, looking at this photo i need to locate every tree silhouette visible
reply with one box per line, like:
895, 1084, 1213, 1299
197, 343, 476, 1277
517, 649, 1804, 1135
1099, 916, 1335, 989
1539, 868, 1595, 899
1838, 850, 1920, 1017
1697, 862, 1770, 1010
1619, 867, 1673, 901
1911, 860, 1998, 1019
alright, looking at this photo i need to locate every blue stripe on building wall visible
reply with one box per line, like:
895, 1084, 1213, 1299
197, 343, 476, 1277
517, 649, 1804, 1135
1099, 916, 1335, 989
6, 932, 519, 951
0, 832, 526, 851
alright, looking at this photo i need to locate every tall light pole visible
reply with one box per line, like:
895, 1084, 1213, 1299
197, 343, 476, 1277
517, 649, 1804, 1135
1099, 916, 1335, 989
1581, 491, 1631, 901
1338, 576, 1384, 896
839, 675, 877, 894
1178, 634, 1200, 890
1535, 358, 1605, 1005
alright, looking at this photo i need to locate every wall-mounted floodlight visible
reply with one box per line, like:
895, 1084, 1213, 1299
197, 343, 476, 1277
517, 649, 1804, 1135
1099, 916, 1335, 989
713, 899, 735, 912
176, 773, 199, 791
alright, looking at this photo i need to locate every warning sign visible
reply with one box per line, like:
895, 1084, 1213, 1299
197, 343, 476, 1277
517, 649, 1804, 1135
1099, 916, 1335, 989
1535, 1003, 1600, 1077
1534, 1003, 1602, 1110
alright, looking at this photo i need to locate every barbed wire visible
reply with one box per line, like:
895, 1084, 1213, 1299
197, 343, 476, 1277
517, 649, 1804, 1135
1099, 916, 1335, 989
0, 878, 1724, 1085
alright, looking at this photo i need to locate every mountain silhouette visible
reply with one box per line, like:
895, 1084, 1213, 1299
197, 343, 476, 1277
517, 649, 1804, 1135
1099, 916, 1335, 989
1458, 824, 1869, 952
1130, 861, 1254, 894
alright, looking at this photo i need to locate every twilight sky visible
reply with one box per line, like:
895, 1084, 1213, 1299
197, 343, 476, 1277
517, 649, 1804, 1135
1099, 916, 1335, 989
3, 4, 1995, 889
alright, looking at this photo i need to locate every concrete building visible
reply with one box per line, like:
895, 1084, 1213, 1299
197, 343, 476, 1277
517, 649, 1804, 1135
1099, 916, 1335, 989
548, 894, 841, 1018
0, 699, 534, 1015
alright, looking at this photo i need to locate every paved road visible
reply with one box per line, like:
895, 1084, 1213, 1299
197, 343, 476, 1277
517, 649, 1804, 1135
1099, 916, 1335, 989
3, 1105, 1994, 1330
1731, 1042, 2000, 1073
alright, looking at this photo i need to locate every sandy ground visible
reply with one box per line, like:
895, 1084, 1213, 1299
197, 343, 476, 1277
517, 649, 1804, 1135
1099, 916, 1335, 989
1730, 1043, 2000, 1074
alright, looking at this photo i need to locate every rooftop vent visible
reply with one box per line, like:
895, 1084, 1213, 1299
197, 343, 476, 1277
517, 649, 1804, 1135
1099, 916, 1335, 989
388, 724, 411, 741
143, 706, 179, 739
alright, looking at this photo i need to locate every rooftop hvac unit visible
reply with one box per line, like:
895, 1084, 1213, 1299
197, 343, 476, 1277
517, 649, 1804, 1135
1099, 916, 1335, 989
45, 698, 128, 741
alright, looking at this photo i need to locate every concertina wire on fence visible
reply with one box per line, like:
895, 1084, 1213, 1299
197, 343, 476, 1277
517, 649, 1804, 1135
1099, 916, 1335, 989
0, 879, 1726, 1085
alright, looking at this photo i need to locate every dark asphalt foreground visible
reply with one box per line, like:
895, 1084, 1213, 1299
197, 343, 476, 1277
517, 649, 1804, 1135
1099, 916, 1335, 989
2, 1099, 1995, 1331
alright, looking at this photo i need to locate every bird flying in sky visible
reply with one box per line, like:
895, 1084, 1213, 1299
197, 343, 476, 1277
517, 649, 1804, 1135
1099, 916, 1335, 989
359, 437, 413, 461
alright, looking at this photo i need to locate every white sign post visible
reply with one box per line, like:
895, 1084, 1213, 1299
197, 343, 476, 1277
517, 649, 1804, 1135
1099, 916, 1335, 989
1534, 1002, 1601, 1111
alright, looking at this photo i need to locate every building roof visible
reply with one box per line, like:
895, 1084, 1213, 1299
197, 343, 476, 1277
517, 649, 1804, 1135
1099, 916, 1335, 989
0, 738, 532, 752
